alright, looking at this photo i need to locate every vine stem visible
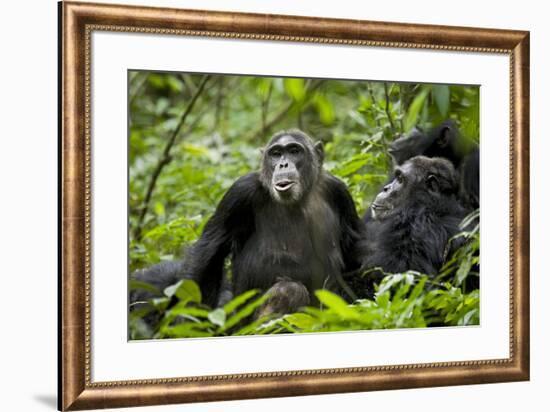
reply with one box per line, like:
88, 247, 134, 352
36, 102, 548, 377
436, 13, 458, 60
133, 75, 211, 241
384, 82, 396, 134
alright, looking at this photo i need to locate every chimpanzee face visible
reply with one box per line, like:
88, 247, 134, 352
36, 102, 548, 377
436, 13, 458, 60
371, 156, 457, 220
261, 132, 323, 204
371, 163, 414, 220
266, 135, 308, 203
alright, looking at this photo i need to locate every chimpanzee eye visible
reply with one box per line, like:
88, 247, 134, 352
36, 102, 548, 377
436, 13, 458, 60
395, 170, 404, 183
269, 149, 282, 158
288, 145, 302, 155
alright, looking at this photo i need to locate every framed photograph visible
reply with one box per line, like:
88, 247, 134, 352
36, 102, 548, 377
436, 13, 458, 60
59, 1, 530, 410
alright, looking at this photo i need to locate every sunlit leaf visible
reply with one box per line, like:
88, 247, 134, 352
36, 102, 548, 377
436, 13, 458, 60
164, 279, 202, 304
284, 78, 306, 102
222, 294, 269, 331
223, 289, 259, 314
314, 94, 335, 125
404, 86, 430, 132
315, 290, 359, 320
129, 279, 161, 295
283, 313, 316, 329
208, 308, 227, 327
182, 143, 209, 157
154, 201, 165, 217
432, 85, 450, 117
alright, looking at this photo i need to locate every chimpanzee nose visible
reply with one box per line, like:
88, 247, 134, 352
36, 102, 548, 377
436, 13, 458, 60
279, 161, 288, 169
383, 184, 391, 192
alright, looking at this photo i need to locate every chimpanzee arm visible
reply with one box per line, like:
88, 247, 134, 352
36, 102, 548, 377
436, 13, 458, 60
183, 172, 259, 307
324, 174, 366, 273
460, 149, 480, 210
129, 260, 185, 313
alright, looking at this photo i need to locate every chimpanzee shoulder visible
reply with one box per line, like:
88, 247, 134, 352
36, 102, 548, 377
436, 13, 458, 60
220, 171, 265, 206
322, 173, 354, 205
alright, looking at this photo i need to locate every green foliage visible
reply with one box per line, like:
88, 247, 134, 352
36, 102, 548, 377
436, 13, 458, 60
129, 213, 480, 339
128, 71, 480, 339
129, 284, 272, 339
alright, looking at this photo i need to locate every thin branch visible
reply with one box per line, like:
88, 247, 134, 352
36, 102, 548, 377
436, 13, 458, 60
261, 81, 274, 137
247, 80, 323, 141
365, 83, 392, 170
129, 71, 145, 89
178, 73, 198, 96
250, 99, 293, 141
334, 273, 358, 302
129, 73, 149, 107
133, 75, 211, 241
366, 83, 381, 128
398, 85, 405, 131
213, 77, 224, 132
383, 82, 396, 134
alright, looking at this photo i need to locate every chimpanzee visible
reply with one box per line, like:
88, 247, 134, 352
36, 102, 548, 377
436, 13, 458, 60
130, 130, 364, 320
352, 156, 466, 298
388, 120, 479, 210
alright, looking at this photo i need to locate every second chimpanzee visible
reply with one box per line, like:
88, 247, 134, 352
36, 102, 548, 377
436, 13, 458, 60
131, 130, 364, 319
388, 120, 479, 210
352, 156, 466, 298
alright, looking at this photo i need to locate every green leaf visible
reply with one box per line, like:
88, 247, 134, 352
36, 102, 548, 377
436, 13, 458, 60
314, 94, 335, 125
166, 75, 184, 93
150, 297, 170, 311
460, 209, 480, 230
182, 143, 209, 157
175, 280, 202, 303
256, 78, 273, 98
129, 279, 161, 295
315, 290, 359, 320
283, 313, 316, 330
334, 158, 368, 177
377, 273, 415, 295
208, 308, 227, 327
432, 85, 450, 117
147, 74, 165, 89
456, 254, 473, 285
233, 315, 274, 336
163, 281, 182, 298
222, 294, 269, 331
332, 153, 371, 177
404, 86, 430, 132
153, 201, 165, 217
223, 289, 259, 314
284, 78, 306, 102
164, 279, 202, 304
169, 305, 210, 319
163, 322, 212, 338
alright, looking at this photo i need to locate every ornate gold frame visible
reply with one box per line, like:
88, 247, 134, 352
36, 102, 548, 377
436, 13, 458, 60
59, 1, 530, 410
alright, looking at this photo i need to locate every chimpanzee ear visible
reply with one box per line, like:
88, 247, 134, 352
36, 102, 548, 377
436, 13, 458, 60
426, 174, 440, 192
314, 141, 325, 163
437, 126, 451, 148
412, 126, 423, 134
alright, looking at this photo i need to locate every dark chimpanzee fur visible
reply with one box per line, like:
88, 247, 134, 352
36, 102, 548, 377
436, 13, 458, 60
352, 156, 466, 298
130, 130, 364, 320
388, 120, 479, 211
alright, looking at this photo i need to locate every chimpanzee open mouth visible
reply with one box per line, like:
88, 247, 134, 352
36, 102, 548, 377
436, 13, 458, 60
371, 203, 389, 211
274, 180, 296, 192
